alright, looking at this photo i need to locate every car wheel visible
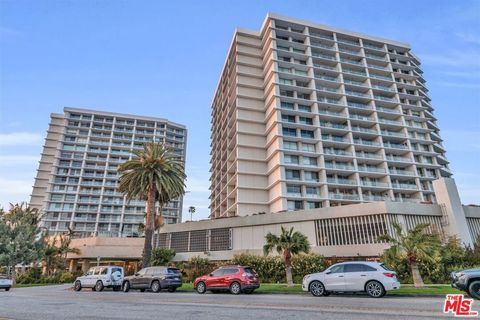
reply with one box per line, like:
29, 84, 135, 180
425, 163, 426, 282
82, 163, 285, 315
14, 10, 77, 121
167, 287, 176, 293
196, 282, 207, 294
365, 280, 385, 298
95, 281, 104, 292
229, 282, 241, 295
309, 280, 325, 297
123, 281, 130, 293
468, 280, 480, 300
74, 281, 82, 292
151, 280, 161, 293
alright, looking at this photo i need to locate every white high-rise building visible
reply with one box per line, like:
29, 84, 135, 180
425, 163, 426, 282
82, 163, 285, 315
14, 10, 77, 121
30, 107, 187, 236
210, 13, 451, 219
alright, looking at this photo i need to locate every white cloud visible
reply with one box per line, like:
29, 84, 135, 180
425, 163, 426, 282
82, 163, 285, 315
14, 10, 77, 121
419, 51, 480, 68
0, 132, 43, 146
0, 178, 33, 210
0, 155, 39, 166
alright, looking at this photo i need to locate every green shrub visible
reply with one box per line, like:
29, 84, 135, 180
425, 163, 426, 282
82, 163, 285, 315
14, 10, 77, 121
185, 256, 213, 282
58, 272, 74, 283
151, 248, 176, 266
291, 253, 327, 283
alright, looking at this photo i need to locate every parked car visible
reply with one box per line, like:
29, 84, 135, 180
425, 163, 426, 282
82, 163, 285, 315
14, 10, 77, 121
74, 266, 123, 292
194, 266, 259, 295
0, 274, 13, 291
451, 268, 480, 300
122, 266, 182, 293
302, 261, 400, 298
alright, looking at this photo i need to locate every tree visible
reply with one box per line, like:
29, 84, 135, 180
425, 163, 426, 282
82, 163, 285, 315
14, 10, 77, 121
378, 222, 441, 288
0, 203, 45, 276
188, 206, 196, 221
151, 248, 176, 266
263, 226, 310, 287
42, 231, 80, 275
118, 142, 186, 267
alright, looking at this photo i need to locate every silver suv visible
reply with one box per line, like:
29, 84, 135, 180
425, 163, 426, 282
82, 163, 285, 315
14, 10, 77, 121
452, 268, 480, 300
74, 266, 123, 292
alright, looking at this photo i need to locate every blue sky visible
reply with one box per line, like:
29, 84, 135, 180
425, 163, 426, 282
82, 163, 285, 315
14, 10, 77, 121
0, 0, 479, 220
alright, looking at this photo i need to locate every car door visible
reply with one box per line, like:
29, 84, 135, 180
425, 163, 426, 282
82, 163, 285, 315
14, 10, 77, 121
206, 268, 225, 288
323, 264, 345, 291
83, 268, 95, 287
131, 268, 146, 289
343, 263, 365, 291
221, 268, 238, 287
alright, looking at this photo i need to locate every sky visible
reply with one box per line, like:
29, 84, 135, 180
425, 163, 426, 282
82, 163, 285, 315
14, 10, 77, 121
0, 0, 479, 221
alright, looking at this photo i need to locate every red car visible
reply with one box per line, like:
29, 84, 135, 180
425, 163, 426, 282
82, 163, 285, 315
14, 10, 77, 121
194, 266, 260, 294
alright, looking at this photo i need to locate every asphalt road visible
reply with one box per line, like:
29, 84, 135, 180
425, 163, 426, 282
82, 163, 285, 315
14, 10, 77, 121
0, 284, 477, 320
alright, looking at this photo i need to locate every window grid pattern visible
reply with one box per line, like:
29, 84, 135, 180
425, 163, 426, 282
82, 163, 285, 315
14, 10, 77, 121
467, 218, 480, 242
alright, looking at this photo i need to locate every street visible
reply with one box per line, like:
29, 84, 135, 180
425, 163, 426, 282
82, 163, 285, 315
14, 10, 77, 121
1, 284, 475, 320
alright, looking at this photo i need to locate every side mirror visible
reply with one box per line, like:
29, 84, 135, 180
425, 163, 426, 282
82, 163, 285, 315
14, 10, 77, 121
325, 271, 331, 274
135, 273, 139, 276
209, 273, 214, 276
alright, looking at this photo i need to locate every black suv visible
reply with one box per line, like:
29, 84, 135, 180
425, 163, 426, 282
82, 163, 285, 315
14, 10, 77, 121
123, 267, 182, 293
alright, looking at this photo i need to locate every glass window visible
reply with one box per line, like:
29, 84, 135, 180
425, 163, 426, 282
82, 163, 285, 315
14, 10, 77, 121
283, 141, 298, 150
304, 171, 318, 181
287, 185, 301, 194
281, 101, 295, 110
287, 200, 303, 210
285, 170, 300, 180
100, 268, 108, 275
303, 157, 317, 166
328, 264, 344, 274
211, 269, 224, 277
222, 268, 239, 275
300, 130, 314, 138
305, 186, 317, 195
284, 155, 299, 164
298, 104, 311, 112
243, 267, 256, 275
137, 268, 147, 276
283, 127, 297, 137
86, 268, 95, 276
302, 143, 315, 152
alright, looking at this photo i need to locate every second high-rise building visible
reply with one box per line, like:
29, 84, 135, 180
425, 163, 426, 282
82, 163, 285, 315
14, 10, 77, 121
210, 13, 451, 219
30, 107, 187, 236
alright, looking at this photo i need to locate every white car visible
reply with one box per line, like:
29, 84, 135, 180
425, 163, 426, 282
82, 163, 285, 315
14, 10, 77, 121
0, 274, 13, 291
302, 262, 400, 298
74, 266, 124, 292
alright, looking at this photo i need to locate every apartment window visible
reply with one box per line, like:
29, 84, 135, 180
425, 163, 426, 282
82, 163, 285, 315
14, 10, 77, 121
278, 67, 292, 74
300, 130, 314, 138
298, 104, 311, 112
285, 170, 301, 180
280, 56, 291, 62
284, 155, 299, 164
281, 101, 294, 110
303, 157, 317, 166
287, 200, 303, 210
299, 117, 313, 125
304, 171, 319, 181
306, 201, 321, 209
287, 184, 301, 194
280, 90, 294, 97
51, 194, 63, 201
65, 195, 76, 202
279, 78, 293, 85
301, 143, 315, 152
293, 59, 307, 65
283, 127, 297, 137
281, 115, 296, 123
298, 93, 310, 99
306, 186, 318, 195
294, 69, 308, 76
277, 45, 290, 51
283, 141, 298, 150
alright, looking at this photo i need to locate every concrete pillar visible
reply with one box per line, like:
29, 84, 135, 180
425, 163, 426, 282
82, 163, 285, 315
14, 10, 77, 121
432, 178, 473, 247
81, 259, 90, 273
68, 259, 78, 273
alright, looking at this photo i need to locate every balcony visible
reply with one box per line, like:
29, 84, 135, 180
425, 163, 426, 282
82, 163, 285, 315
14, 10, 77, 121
383, 143, 409, 150
329, 193, 360, 200
386, 155, 412, 162
358, 166, 386, 173
363, 195, 389, 201
370, 74, 392, 81
351, 126, 377, 134
361, 181, 389, 188
347, 102, 373, 110
381, 130, 406, 138
320, 122, 348, 130
325, 163, 355, 171
353, 139, 382, 147
389, 169, 415, 176
327, 178, 357, 185
374, 95, 398, 103
391, 182, 418, 190
343, 69, 367, 76
324, 149, 353, 157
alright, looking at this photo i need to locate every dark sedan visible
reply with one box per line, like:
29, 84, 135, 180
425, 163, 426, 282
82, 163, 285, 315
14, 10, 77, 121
122, 267, 182, 293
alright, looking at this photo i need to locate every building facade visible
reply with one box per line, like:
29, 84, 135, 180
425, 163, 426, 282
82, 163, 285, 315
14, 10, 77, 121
210, 13, 451, 219
30, 107, 187, 237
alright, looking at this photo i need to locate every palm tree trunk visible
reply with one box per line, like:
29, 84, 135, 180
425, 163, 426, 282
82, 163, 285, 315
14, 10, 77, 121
143, 187, 156, 267
410, 261, 424, 288
284, 251, 294, 287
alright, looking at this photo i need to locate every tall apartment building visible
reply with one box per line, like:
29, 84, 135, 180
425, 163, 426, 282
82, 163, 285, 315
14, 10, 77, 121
210, 13, 451, 219
30, 107, 187, 236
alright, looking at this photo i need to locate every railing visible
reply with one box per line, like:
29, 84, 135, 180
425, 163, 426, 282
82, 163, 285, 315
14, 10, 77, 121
325, 163, 355, 170
389, 169, 415, 176
353, 139, 381, 147
391, 183, 418, 190
358, 166, 386, 173
329, 193, 360, 200
351, 126, 377, 134
347, 102, 373, 109
361, 181, 389, 187
327, 178, 357, 185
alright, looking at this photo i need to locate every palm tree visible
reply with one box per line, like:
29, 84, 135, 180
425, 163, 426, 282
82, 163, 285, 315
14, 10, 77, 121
378, 222, 441, 288
118, 142, 186, 267
188, 206, 196, 221
263, 226, 310, 287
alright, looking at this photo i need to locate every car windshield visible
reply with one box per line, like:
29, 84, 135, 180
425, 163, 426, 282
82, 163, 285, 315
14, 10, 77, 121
137, 268, 147, 275
86, 268, 95, 276
328, 264, 344, 274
